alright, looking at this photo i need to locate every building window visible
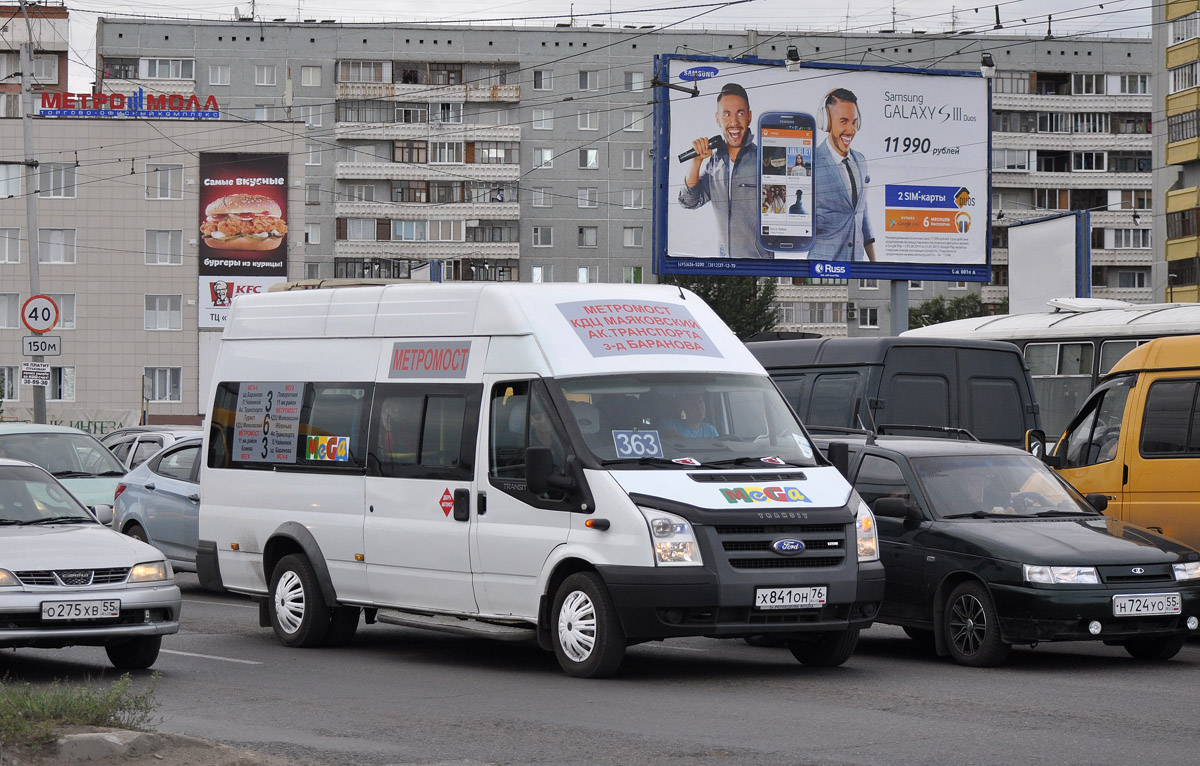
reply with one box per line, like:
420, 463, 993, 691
578, 70, 598, 90
338, 60, 387, 83
534, 148, 553, 168
144, 295, 182, 330
392, 221, 427, 241
1169, 111, 1200, 143
623, 188, 644, 209
38, 229, 75, 263
908, 280, 924, 290
1119, 74, 1149, 94
428, 64, 462, 85
532, 109, 554, 130
992, 73, 1030, 94
38, 163, 75, 199
306, 184, 321, 205
346, 184, 375, 202
396, 103, 427, 123
1072, 74, 1104, 95
531, 187, 552, 207
579, 148, 599, 169
578, 187, 598, 208
434, 102, 463, 124
0, 164, 21, 197
1117, 270, 1147, 289
1072, 151, 1105, 171
428, 220, 464, 242
1037, 112, 1071, 133
394, 140, 427, 164
532, 226, 553, 247
141, 58, 194, 79
0, 365, 15, 400
625, 71, 645, 92
577, 266, 596, 283
1073, 113, 1110, 134
578, 226, 598, 247
1172, 12, 1200, 45
301, 66, 321, 86
306, 145, 322, 165
39, 293, 72, 330
623, 227, 643, 247
859, 307, 879, 329
299, 105, 323, 128
623, 110, 645, 132
144, 230, 182, 265
1108, 151, 1151, 173
532, 69, 552, 90
1113, 228, 1151, 249
305, 263, 321, 279
145, 163, 183, 199
1121, 190, 1151, 210
860, 279, 879, 290
305, 223, 321, 245
1035, 189, 1069, 210
1171, 62, 1198, 94
992, 149, 1028, 172
1167, 209, 1200, 239
430, 142, 463, 164
578, 110, 598, 131
209, 64, 229, 85
0, 228, 18, 263
145, 367, 181, 402
392, 180, 428, 202
473, 142, 519, 164
32, 54, 57, 85
346, 219, 375, 241
623, 266, 643, 283
531, 266, 547, 283
949, 281, 968, 290
623, 148, 644, 170
48, 366, 75, 402
254, 65, 276, 86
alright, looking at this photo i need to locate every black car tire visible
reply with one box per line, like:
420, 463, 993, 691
788, 628, 859, 667
551, 572, 626, 678
105, 635, 162, 669
269, 554, 331, 648
125, 524, 149, 544
1123, 635, 1184, 661
944, 581, 1011, 667
324, 606, 361, 647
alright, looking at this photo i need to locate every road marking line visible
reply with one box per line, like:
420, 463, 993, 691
161, 649, 262, 665
183, 598, 257, 609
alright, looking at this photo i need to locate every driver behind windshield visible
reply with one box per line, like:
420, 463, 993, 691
662, 392, 718, 439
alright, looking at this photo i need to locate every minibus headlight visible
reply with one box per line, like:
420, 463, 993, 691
1173, 562, 1200, 582
854, 496, 879, 562
638, 508, 703, 566
129, 561, 172, 583
1023, 565, 1099, 584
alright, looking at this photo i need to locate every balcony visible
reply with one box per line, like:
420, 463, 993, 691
981, 285, 1008, 304
991, 132, 1151, 152
335, 161, 520, 182
101, 77, 195, 97
774, 284, 849, 302
992, 92, 1151, 113
991, 170, 1150, 189
334, 122, 520, 142
465, 83, 521, 103
1166, 236, 1199, 261
772, 322, 847, 338
334, 240, 519, 260
1090, 248, 1154, 266
335, 200, 520, 220
1092, 285, 1153, 302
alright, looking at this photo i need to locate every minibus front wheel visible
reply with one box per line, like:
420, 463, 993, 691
551, 572, 626, 678
270, 553, 332, 648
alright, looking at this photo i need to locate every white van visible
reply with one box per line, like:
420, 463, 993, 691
198, 283, 884, 677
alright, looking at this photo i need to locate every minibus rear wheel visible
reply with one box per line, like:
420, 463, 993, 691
551, 572, 626, 678
269, 554, 331, 648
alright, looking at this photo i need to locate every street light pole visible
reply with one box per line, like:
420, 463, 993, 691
19, 0, 46, 424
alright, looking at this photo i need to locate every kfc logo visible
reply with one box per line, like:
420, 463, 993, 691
209, 280, 264, 307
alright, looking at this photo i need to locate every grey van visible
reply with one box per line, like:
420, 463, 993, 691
748, 337, 1041, 447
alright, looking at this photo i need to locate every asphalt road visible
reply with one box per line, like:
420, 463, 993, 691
6, 573, 1199, 766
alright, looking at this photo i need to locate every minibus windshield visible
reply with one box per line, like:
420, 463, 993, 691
554, 373, 821, 468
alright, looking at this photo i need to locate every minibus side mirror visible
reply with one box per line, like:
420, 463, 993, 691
1024, 429, 1063, 468
526, 447, 552, 495
1085, 493, 1109, 513
827, 441, 850, 478
873, 497, 921, 521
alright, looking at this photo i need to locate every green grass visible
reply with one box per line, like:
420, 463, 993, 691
0, 673, 158, 751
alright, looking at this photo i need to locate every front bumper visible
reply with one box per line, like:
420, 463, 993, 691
990, 581, 1200, 643
598, 560, 885, 641
0, 582, 182, 648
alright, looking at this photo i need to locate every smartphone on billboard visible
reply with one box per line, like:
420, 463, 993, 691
757, 112, 815, 253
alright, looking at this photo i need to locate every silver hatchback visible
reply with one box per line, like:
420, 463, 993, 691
0, 458, 181, 669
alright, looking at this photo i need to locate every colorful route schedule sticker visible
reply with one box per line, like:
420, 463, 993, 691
612, 430, 664, 459
234, 381, 303, 463
557, 300, 724, 359
306, 435, 350, 462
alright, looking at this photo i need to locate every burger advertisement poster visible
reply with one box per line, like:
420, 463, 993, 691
198, 153, 289, 277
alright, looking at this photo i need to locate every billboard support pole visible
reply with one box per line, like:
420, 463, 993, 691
889, 279, 909, 335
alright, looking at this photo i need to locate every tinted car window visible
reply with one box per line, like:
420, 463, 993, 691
131, 438, 164, 468
154, 444, 200, 482
1141, 380, 1199, 456
854, 455, 913, 509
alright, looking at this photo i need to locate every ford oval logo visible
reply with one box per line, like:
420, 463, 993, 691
680, 66, 719, 81
1131, 567, 1145, 574
772, 538, 805, 556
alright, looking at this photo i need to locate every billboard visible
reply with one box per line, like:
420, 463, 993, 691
655, 56, 991, 281
198, 153, 289, 278
1007, 212, 1091, 314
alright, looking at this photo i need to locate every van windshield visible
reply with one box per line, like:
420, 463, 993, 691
554, 373, 820, 468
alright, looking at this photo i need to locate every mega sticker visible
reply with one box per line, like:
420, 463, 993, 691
306, 435, 350, 462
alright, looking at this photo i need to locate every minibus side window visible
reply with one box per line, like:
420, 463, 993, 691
368, 383, 479, 480
298, 384, 371, 470
1061, 379, 1131, 468
1140, 380, 1200, 456
489, 381, 568, 493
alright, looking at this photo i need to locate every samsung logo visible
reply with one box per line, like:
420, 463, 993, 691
772, 539, 806, 556
680, 66, 719, 81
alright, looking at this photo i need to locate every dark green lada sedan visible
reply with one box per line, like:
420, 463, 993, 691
814, 433, 1200, 667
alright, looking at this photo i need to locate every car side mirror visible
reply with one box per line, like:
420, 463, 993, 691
89, 504, 115, 526
873, 497, 920, 521
1085, 493, 1109, 513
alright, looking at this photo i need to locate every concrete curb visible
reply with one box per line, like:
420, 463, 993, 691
52, 730, 167, 762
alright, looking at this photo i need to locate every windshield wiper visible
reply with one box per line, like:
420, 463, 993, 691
22, 516, 94, 525
1033, 509, 1100, 517
93, 470, 126, 477
704, 456, 808, 468
942, 511, 1034, 519
599, 457, 697, 468
50, 470, 93, 479
0, 519, 25, 525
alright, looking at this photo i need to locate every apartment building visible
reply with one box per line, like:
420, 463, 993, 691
1158, 2, 1200, 303
0, 1, 68, 118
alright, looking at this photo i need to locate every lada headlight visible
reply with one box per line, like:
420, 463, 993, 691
1173, 561, 1200, 582
855, 495, 879, 562
638, 508, 703, 566
129, 561, 173, 583
1023, 565, 1099, 584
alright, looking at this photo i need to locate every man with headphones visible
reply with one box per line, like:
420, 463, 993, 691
811, 87, 876, 262
678, 82, 773, 259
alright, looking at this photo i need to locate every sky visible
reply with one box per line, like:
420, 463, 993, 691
62, 0, 1152, 91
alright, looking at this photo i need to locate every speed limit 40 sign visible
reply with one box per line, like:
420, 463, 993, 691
21, 295, 59, 334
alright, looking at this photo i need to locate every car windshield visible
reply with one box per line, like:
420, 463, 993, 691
0, 464, 95, 523
0, 432, 127, 477
911, 453, 1096, 519
554, 372, 820, 468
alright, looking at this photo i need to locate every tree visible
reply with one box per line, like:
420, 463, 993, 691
909, 293, 989, 328
658, 275, 778, 340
